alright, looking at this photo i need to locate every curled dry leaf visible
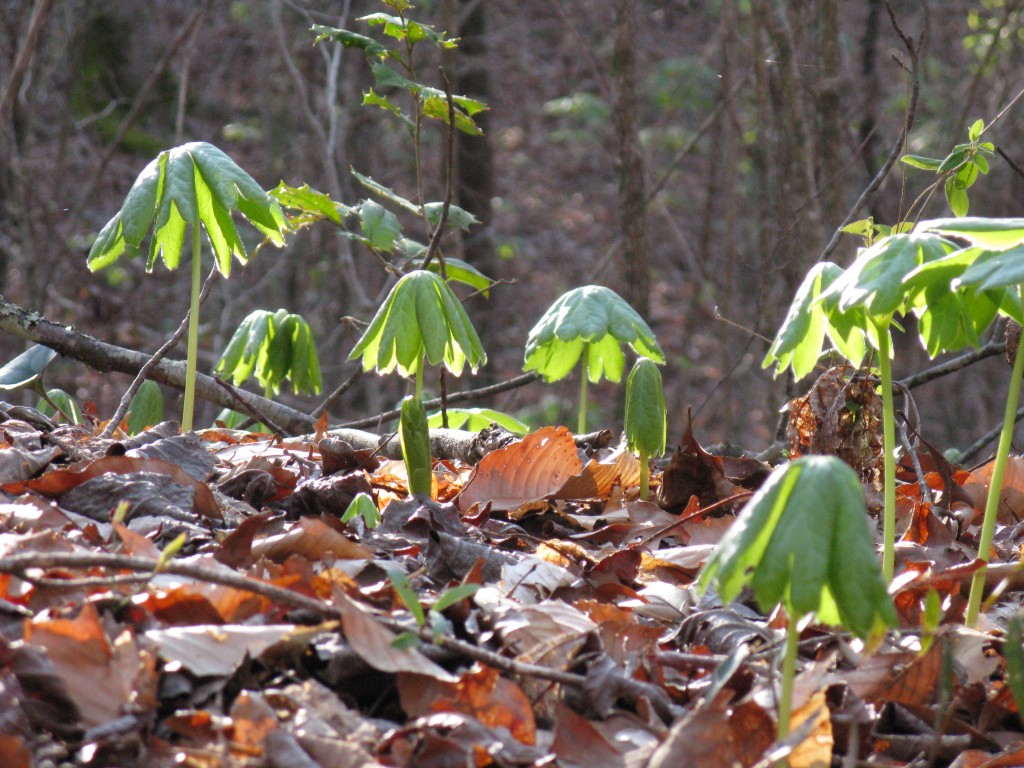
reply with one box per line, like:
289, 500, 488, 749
458, 426, 583, 513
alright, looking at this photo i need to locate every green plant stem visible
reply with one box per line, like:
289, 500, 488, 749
777, 617, 800, 741
966, 330, 1024, 627
877, 326, 897, 583
578, 345, 589, 435
182, 225, 202, 432
414, 354, 425, 402
639, 450, 650, 501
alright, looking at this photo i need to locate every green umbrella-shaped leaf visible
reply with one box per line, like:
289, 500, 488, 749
0, 345, 57, 390
956, 244, 1024, 292
699, 456, 896, 639
349, 270, 486, 379
819, 233, 955, 318
524, 286, 664, 383
88, 142, 288, 277
215, 309, 321, 396
624, 358, 666, 459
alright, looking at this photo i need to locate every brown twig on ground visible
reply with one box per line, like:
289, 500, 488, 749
0, 296, 316, 435
0, 549, 680, 722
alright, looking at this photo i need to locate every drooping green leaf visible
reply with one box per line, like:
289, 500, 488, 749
524, 286, 664, 384
427, 407, 529, 436
955, 244, 1024, 292
358, 199, 402, 251
900, 154, 943, 171
363, 88, 412, 125
348, 270, 486, 379
0, 345, 57, 391
699, 456, 897, 640
215, 309, 321, 396
945, 177, 970, 216
819, 232, 956, 319
126, 380, 164, 435
88, 142, 288, 276
763, 261, 845, 379
624, 358, 667, 459
311, 24, 389, 57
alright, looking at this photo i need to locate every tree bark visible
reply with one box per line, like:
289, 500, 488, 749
612, 0, 650, 320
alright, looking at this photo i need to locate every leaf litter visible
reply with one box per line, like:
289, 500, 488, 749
1, 389, 1024, 767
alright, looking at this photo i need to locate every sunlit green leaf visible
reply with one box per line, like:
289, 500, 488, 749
359, 199, 401, 251
0, 345, 57, 390
900, 154, 943, 171
270, 182, 351, 225
699, 456, 897, 640
349, 270, 486, 378
423, 202, 479, 231
524, 286, 664, 384
215, 309, 321, 396
427, 407, 529, 436
432, 584, 480, 612
917, 217, 1024, 250
341, 492, 382, 528
127, 380, 164, 435
311, 24, 388, 57
624, 358, 666, 459
37, 388, 83, 425
386, 565, 426, 626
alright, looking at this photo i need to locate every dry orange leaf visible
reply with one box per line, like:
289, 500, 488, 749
458, 426, 582, 513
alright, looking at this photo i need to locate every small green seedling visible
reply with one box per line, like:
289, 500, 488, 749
215, 309, 322, 397
699, 456, 897, 739
624, 357, 666, 500
385, 564, 480, 648
87, 142, 289, 432
400, 395, 433, 498
427, 407, 529, 436
349, 270, 486, 400
524, 285, 664, 434
341, 492, 382, 529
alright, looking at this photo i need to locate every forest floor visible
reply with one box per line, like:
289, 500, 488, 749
1, 360, 1024, 768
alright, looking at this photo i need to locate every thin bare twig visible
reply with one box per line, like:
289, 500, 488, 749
819, 2, 922, 262
0, 0, 55, 125
213, 376, 287, 440
898, 337, 1005, 390
338, 373, 541, 429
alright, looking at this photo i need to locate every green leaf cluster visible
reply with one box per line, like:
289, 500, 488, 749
349, 270, 486, 379
699, 456, 897, 640
87, 142, 288, 276
901, 119, 995, 216
215, 309, 322, 396
524, 286, 665, 384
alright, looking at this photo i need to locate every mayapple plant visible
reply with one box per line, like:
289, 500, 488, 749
624, 357, 667, 501
87, 142, 289, 431
348, 269, 486, 401
215, 309, 322, 398
524, 286, 665, 434
699, 456, 897, 740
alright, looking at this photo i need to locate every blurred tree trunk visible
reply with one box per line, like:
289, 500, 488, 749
612, 0, 649, 319
451, 0, 496, 274
815, 0, 842, 227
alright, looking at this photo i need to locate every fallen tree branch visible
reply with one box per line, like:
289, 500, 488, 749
0, 295, 316, 435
